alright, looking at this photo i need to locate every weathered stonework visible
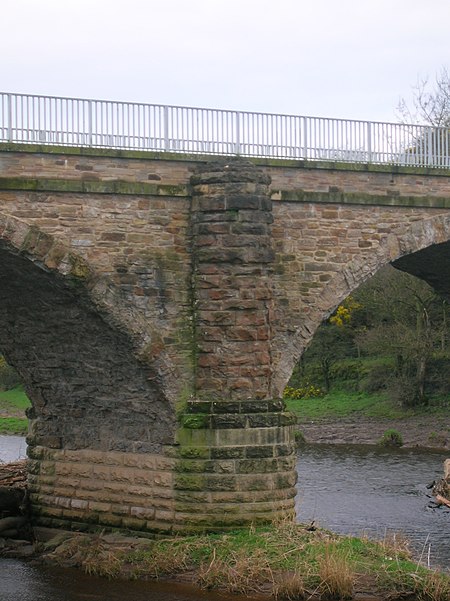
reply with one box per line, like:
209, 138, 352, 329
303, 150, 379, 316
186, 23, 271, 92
190, 159, 275, 400
1, 144, 450, 532
27, 446, 176, 532
174, 399, 297, 530
173, 161, 297, 527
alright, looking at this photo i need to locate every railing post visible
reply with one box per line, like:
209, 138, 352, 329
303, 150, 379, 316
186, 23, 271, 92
163, 105, 169, 151
367, 121, 372, 163
7, 93, 12, 142
88, 100, 93, 146
428, 127, 434, 167
235, 111, 241, 155
303, 116, 308, 159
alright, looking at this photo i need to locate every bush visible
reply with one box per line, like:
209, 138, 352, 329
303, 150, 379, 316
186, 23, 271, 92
294, 430, 306, 447
0, 356, 21, 391
378, 429, 403, 447
390, 376, 426, 408
283, 383, 324, 400
425, 355, 450, 396
329, 360, 365, 383
288, 362, 323, 388
360, 363, 392, 394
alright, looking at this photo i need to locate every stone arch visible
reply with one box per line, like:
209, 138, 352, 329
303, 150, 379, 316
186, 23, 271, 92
272, 212, 450, 394
0, 214, 175, 453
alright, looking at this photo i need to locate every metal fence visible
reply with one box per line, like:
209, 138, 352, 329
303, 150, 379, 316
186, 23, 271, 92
1, 92, 449, 167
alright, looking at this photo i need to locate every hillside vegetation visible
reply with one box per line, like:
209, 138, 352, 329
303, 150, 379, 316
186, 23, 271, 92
286, 266, 450, 417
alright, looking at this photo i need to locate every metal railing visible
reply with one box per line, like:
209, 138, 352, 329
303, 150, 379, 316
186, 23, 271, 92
1, 92, 449, 167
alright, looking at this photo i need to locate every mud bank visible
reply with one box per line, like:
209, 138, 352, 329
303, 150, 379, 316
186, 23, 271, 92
298, 414, 449, 449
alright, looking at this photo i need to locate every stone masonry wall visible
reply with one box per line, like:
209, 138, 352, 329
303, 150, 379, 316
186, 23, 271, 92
270, 203, 450, 392
28, 446, 176, 533
0, 149, 196, 404
190, 159, 275, 400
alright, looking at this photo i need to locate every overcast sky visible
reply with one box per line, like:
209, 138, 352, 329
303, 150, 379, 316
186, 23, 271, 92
2, 0, 449, 123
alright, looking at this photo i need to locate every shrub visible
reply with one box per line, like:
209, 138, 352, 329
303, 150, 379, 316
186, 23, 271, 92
329, 360, 365, 383
294, 430, 306, 447
378, 429, 403, 447
360, 363, 391, 394
0, 356, 21, 391
283, 383, 324, 400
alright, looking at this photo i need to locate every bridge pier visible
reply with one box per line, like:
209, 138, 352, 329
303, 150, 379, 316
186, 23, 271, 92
173, 160, 297, 529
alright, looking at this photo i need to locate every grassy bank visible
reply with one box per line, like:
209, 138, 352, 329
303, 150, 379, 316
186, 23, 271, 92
0, 386, 30, 434
40, 521, 450, 600
285, 388, 450, 422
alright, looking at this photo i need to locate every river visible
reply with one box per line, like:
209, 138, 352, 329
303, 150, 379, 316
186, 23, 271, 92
0, 436, 448, 599
295, 444, 449, 571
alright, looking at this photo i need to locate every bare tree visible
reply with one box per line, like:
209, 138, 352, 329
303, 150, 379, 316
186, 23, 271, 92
397, 67, 450, 126
355, 266, 450, 407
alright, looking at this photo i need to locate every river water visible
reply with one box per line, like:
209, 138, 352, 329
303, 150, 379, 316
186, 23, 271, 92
295, 444, 449, 571
0, 436, 448, 599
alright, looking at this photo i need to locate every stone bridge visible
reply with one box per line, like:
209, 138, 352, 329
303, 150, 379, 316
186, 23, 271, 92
1, 142, 450, 533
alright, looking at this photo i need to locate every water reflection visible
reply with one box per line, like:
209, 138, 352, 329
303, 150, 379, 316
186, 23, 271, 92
0, 559, 242, 601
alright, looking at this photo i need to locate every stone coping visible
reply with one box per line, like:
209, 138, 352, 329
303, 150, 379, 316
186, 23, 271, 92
2, 142, 450, 177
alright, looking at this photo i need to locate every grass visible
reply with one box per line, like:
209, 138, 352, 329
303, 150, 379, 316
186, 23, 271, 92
285, 388, 449, 422
41, 521, 450, 600
0, 417, 28, 435
0, 385, 31, 411
0, 385, 30, 434
378, 429, 404, 447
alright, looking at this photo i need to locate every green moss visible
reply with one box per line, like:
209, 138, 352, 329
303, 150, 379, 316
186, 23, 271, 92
178, 446, 210, 459
174, 473, 205, 491
0, 142, 220, 162
180, 414, 210, 429
0, 176, 84, 192
68, 254, 92, 279
157, 184, 188, 196
0, 176, 189, 197
176, 427, 211, 447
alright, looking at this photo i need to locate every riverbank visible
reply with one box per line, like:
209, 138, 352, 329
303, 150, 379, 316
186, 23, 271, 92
2, 521, 448, 601
297, 413, 449, 449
